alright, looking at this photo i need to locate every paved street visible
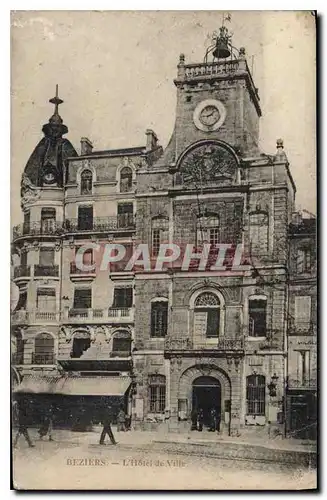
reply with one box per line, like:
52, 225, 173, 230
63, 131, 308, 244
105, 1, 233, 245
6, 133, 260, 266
12, 429, 316, 490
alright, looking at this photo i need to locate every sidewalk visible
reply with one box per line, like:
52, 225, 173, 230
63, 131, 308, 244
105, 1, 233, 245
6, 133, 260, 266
38, 426, 316, 454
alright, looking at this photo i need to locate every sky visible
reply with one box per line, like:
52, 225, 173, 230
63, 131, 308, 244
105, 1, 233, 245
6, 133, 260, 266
11, 10, 316, 225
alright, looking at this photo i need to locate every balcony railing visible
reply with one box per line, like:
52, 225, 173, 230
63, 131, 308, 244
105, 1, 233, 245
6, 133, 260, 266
66, 307, 133, 322
288, 321, 317, 336
64, 215, 135, 233
32, 353, 56, 365
34, 265, 59, 277
13, 221, 64, 239
164, 337, 244, 351
70, 262, 96, 275
13, 265, 31, 279
288, 378, 317, 389
11, 309, 59, 324
183, 60, 240, 80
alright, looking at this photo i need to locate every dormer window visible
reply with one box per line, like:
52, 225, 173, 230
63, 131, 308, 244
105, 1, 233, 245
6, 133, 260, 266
81, 169, 93, 195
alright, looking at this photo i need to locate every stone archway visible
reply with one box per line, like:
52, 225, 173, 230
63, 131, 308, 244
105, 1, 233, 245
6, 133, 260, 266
178, 364, 231, 432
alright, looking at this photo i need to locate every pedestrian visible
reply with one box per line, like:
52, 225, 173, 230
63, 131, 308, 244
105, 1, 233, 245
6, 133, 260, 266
117, 406, 126, 432
209, 408, 217, 432
216, 412, 221, 433
38, 406, 54, 441
190, 408, 198, 431
99, 405, 117, 445
13, 400, 35, 448
197, 408, 204, 432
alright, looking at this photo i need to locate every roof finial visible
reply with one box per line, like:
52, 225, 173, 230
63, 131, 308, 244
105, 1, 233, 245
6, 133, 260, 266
49, 84, 63, 117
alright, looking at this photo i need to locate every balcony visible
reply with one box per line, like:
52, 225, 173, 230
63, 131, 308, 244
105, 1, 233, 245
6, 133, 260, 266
11, 310, 60, 325
12, 221, 64, 240
34, 264, 59, 278
64, 307, 134, 324
164, 336, 244, 352
70, 262, 96, 280
288, 378, 317, 390
31, 353, 56, 365
288, 321, 317, 336
64, 215, 135, 233
13, 265, 31, 282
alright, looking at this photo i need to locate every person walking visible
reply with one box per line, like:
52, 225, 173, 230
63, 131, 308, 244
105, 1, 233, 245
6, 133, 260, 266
99, 405, 117, 445
38, 406, 54, 441
197, 408, 204, 432
190, 408, 198, 431
117, 406, 126, 432
13, 400, 35, 448
209, 408, 217, 432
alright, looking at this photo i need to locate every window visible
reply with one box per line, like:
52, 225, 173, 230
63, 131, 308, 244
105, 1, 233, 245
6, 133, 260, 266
39, 247, 55, 266
196, 215, 219, 247
297, 350, 311, 384
246, 375, 266, 416
151, 301, 168, 338
249, 212, 269, 255
249, 298, 267, 337
120, 167, 133, 193
71, 330, 91, 358
194, 292, 220, 338
41, 208, 56, 233
23, 210, 30, 234
112, 330, 132, 356
20, 250, 27, 267
296, 248, 312, 273
117, 203, 134, 228
73, 288, 92, 309
81, 169, 93, 195
151, 217, 168, 256
112, 287, 133, 308
78, 206, 93, 230
34, 332, 55, 365
294, 296, 311, 329
148, 375, 166, 413
15, 290, 27, 311
36, 289, 56, 311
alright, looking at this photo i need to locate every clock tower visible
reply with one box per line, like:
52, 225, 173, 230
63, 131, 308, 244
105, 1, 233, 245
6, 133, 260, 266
156, 28, 261, 169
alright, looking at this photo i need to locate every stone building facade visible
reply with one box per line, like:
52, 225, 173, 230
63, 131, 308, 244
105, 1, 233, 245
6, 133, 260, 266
11, 30, 317, 437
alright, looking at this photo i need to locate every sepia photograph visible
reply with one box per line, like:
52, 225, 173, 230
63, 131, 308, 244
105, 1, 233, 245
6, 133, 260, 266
10, 10, 317, 490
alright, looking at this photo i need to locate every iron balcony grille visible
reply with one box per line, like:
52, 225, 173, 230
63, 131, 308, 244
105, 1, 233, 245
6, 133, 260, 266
13, 222, 64, 239
64, 215, 135, 232
164, 337, 244, 350
32, 353, 56, 365
34, 265, 59, 277
13, 265, 31, 279
288, 321, 317, 336
288, 378, 317, 389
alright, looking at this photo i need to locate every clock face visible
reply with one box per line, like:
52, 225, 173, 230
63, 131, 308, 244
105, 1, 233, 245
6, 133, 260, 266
199, 105, 220, 126
193, 99, 226, 132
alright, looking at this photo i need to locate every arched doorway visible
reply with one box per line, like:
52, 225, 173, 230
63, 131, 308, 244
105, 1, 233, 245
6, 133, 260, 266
192, 376, 221, 428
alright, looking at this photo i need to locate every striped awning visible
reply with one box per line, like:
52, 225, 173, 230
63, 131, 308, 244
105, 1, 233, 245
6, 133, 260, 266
14, 375, 131, 396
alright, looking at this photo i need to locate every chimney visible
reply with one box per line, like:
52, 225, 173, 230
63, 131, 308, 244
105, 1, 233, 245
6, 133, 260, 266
291, 211, 302, 226
80, 137, 93, 155
145, 129, 158, 152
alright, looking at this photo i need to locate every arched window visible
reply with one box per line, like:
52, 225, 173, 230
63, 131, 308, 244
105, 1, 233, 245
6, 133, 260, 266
71, 330, 91, 359
120, 167, 133, 193
34, 332, 55, 365
249, 211, 269, 255
194, 292, 221, 338
196, 214, 219, 247
248, 296, 267, 337
111, 330, 132, 357
151, 216, 168, 257
246, 375, 266, 416
148, 374, 166, 413
81, 169, 93, 195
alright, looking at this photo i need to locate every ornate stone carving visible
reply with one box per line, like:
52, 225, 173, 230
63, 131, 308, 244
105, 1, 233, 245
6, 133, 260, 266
177, 142, 237, 185
20, 174, 41, 209
59, 326, 72, 342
